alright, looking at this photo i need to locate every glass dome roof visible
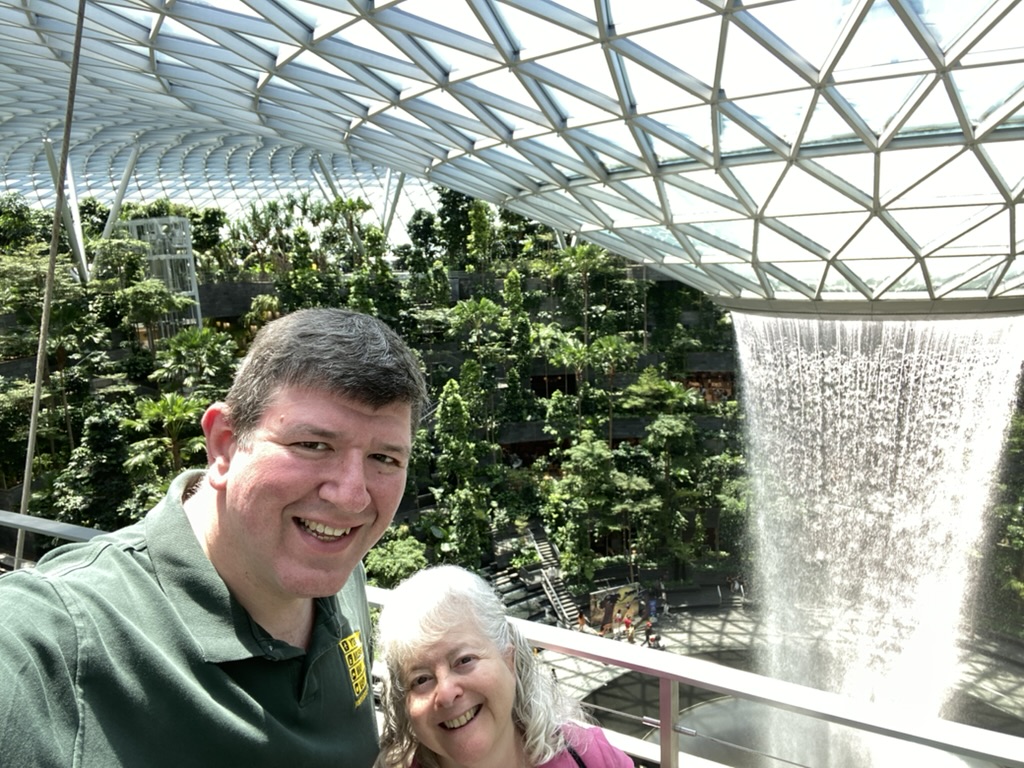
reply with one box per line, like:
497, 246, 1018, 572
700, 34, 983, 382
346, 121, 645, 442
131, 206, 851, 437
2, 0, 1024, 314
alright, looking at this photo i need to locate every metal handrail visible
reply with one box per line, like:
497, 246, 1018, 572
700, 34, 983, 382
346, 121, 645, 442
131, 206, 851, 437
368, 585, 1024, 768
0, 508, 103, 545
4, 512, 1022, 768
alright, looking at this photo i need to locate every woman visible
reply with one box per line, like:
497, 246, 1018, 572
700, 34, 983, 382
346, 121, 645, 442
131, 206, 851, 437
374, 565, 634, 768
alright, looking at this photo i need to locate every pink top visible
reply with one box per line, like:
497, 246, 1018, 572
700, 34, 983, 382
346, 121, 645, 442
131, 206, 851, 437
409, 724, 634, 767
538, 724, 634, 768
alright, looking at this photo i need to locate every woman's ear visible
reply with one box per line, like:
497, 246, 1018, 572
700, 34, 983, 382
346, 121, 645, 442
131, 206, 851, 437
505, 644, 518, 673
201, 402, 237, 489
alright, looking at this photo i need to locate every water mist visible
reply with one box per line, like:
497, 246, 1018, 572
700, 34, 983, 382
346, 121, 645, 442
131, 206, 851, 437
732, 312, 1024, 767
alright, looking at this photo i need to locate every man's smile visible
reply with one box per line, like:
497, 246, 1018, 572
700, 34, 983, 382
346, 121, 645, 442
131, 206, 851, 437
298, 518, 352, 541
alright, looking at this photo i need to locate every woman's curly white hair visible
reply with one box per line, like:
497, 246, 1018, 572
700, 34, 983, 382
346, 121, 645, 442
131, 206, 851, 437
373, 565, 587, 768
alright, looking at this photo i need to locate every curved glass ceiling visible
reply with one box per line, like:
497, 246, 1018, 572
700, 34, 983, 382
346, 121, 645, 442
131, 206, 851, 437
2, 0, 1024, 313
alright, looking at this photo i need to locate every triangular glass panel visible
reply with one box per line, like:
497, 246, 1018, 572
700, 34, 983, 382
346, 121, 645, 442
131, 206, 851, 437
964, 0, 1024, 58
518, 132, 589, 173
533, 44, 622, 117
730, 161, 788, 211
926, 255, 1002, 294
621, 57, 704, 116
894, 150, 1002, 208
757, 221, 828, 262
651, 105, 716, 155
628, 225, 686, 250
914, 2, 988, 49
953, 267, 1000, 294
819, 262, 865, 295
607, 0, 707, 35
765, 164, 865, 217
618, 177, 663, 213
833, 1, 930, 76
950, 63, 1024, 126
584, 120, 647, 172
878, 145, 959, 204
894, 78, 963, 139
763, 273, 799, 300
629, 16, 723, 93
647, 133, 698, 165
685, 235, 749, 264
833, 75, 931, 138
329, 17, 415, 70
694, 219, 755, 252
921, 206, 1008, 256
718, 112, 779, 155
994, 258, 1024, 296
745, 0, 849, 72
838, 215, 917, 260
420, 38, 506, 82
885, 205, 996, 254
581, 195, 658, 229
799, 94, 862, 145
877, 260, 930, 297
541, 78, 622, 126
979, 142, 1024, 193
677, 166, 747, 202
733, 90, 816, 146
767, 259, 828, 294
841, 257, 917, 292
661, 177, 746, 224
811, 154, 875, 200
500, 3, 595, 59
708, 262, 766, 295
720, 23, 808, 99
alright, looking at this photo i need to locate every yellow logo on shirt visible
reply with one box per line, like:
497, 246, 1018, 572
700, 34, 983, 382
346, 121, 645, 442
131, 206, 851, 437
340, 631, 369, 707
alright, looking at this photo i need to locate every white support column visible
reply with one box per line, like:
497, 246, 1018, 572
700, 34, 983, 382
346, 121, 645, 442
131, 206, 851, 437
315, 153, 342, 198
44, 139, 89, 283
316, 153, 366, 262
102, 144, 141, 239
382, 169, 405, 241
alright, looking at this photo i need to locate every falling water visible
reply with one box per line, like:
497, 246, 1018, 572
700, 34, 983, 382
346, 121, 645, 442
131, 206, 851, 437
732, 312, 1024, 767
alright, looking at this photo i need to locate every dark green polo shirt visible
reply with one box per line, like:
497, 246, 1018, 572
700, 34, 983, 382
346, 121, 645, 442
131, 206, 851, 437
0, 470, 378, 767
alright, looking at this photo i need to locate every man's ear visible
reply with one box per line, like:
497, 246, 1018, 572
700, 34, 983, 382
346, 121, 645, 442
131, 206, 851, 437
201, 403, 236, 490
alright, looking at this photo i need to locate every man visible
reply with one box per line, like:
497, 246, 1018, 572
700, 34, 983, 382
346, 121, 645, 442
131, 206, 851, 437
0, 308, 428, 767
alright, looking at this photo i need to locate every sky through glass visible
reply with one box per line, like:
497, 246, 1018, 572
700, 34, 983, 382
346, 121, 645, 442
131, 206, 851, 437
1, 0, 1023, 312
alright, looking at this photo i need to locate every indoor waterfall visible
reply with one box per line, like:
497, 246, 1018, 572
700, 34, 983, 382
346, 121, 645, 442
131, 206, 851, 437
731, 312, 1024, 767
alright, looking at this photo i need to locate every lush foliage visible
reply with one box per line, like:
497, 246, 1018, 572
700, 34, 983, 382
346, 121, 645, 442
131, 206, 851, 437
1, 189, 744, 597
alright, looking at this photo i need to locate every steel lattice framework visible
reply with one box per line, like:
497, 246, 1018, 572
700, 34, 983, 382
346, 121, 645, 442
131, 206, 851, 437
3, 0, 1024, 314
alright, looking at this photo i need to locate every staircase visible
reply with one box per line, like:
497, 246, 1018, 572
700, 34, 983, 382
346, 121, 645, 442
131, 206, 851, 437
526, 521, 580, 628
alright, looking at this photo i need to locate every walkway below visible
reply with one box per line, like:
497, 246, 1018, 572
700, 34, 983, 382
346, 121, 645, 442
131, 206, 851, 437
536, 602, 1024, 743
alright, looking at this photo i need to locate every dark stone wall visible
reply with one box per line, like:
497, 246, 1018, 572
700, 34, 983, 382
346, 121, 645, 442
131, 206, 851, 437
197, 281, 276, 320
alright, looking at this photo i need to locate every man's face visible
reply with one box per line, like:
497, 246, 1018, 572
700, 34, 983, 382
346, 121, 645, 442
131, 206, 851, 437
208, 385, 412, 604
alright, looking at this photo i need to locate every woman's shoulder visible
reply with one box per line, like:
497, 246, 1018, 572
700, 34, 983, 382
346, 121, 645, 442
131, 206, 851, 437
560, 723, 635, 767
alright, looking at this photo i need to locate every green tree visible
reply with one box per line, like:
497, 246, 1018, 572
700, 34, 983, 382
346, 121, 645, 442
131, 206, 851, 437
46, 408, 137, 532
540, 429, 615, 586
466, 199, 496, 276
589, 333, 640, 446
500, 268, 534, 421
0, 192, 49, 247
149, 326, 238, 400
0, 378, 33, 490
989, 405, 1024, 637
117, 279, 196, 353
364, 524, 429, 588
435, 186, 473, 270
125, 392, 206, 477
430, 378, 491, 567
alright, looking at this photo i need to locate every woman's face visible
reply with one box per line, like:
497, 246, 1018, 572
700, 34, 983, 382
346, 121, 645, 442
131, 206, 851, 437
402, 625, 520, 768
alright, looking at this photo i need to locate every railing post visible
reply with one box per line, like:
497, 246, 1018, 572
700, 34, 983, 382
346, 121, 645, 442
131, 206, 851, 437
659, 678, 678, 768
